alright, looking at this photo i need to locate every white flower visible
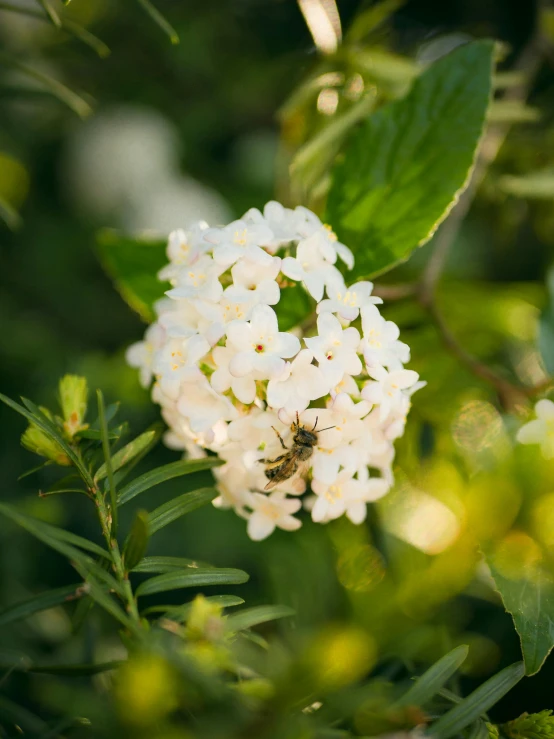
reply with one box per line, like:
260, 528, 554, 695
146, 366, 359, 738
158, 222, 209, 281
311, 442, 359, 485
330, 374, 360, 399
309, 471, 362, 522
154, 335, 211, 399
211, 345, 257, 405
362, 366, 420, 421
281, 235, 341, 301
243, 200, 300, 249
223, 257, 281, 307
126, 323, 165, 388
126, 200, 419, 540
324, 392, 372, 443
227, 304, 301, 380
177, 376, 238, 433
266, 349, 330, 413
204, 219, 274, 267
304, 312, 362, 386
157, 300, 204, 339
247, 492, 302, 540
295, 207, 354, 269
212, 462, 255, 513
166, 254, 224, 302
227, 409, 288, 464
359, 305, 410, 369
317, 275, 382, 322
194, 298, 254, 343
311, 471, 390, 524
516, 399, 554, 459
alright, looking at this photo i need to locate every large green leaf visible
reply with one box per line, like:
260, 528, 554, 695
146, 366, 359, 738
117, 457, 223, 506
326, 40, 494, 278
488, 560, 554, 676
136, 568, 249, 597
148, 487, 217, 534
96, 229, 168, 322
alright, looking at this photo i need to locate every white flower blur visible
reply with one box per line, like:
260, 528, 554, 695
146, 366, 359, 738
516, 399, 554, 459
127, 201, 423, 540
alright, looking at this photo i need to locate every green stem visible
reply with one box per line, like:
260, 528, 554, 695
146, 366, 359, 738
96, 390, 118, 537
92, 482, 140, 625
74, 428, 140, 627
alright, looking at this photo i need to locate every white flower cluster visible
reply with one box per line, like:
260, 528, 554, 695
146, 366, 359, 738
127, 202, 423, 540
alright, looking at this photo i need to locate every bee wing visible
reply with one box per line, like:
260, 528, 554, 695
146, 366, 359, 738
264, 458, 308, 491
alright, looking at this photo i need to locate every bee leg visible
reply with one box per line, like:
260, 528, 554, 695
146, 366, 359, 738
271, 426, 288, 450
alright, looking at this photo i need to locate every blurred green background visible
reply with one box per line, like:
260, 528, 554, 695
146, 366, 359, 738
2, 0, 554, 728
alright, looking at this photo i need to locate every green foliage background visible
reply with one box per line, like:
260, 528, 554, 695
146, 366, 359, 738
2, 0, 554, 735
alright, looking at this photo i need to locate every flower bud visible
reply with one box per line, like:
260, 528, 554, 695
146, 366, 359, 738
21, 410, 71, 466
58, 374, 88, 438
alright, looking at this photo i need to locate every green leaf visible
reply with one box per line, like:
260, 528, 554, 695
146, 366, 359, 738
226, 605, 295, 632
0, 695, 47, 734
394, 645, 468, 708
0, 503, 125, 609
36, 0, 61, 27
70, 561, 137, 632
0, 584, 86, 627
326, 40, 494, 278
96, 229, 168, 322
123, 510, 150, 571
118, 457, 222, 506
110, 423, 163, 489
136, 568, 249, 598
0, 503, 134, 630
0, 392, 83, 473
0, 2, 110, 56
0, 502, 109, 560
148, 487, 217, 534
142, 594, 244, 618
487, 560, 554, 676
0, 193, 22, 230
94, 428, 159, 482
0, 51, 92, 118
132, 556, 213, 573
0, 659, 121, 676
77, 428, 119, 440
498, 169, 554, 199
42, 473, 88, 496
136, 0, 179, 44
427, 662, 524, 739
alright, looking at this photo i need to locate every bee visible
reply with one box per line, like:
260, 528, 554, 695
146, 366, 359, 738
261, 412, 334, 490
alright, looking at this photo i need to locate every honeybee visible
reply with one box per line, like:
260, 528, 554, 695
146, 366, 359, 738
262, 412, 334, 490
